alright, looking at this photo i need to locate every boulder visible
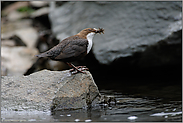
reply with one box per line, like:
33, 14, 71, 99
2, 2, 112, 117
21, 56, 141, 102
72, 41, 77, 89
1, 70, 113, 112
48, 1, 182, 66
1, 46, 38, 76
14, 27, 39, 48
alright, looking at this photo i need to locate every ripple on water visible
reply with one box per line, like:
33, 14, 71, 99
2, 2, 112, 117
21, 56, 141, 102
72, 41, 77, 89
150, 111, 182, 117
128, 116, 138, 120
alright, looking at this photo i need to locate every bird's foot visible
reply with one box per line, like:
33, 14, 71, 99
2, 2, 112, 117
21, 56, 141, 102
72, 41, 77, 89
70, 66, 89, 74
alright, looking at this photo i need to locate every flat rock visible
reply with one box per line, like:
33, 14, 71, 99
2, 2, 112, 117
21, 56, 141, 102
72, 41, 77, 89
1, 70, 112, 112
1, 46, 38, 76
49, 1, 182, 66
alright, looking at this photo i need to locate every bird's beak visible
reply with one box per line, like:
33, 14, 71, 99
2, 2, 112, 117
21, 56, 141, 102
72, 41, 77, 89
93, 28, 104, 34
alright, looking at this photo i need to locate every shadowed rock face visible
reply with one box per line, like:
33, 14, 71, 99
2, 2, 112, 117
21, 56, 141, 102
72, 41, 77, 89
49, 1, 182, 66
50, 70, 102, 111
1, 69, 113, 112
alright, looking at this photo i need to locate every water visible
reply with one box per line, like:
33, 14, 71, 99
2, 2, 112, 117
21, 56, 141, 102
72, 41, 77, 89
2, 89, 182, 122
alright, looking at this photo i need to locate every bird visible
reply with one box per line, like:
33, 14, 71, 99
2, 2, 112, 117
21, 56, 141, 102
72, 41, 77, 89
36, 27, 104, 74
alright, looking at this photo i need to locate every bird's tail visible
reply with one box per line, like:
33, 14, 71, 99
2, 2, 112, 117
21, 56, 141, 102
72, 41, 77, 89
35, 52, 49, 58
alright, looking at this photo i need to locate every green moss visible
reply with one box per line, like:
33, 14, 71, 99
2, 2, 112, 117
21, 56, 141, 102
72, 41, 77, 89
17, 6, 35, 14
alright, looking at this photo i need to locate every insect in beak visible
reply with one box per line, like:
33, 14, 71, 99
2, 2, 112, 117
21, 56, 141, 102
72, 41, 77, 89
95, 28, 104, 34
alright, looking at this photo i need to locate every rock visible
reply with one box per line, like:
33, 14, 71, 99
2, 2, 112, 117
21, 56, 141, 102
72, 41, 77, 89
1, 20, 38, 48
1, 39, 16, 47
136, 29, 182, 68
1, 46, 38, 76
51, 71, 101, 111
49, 1, 182, 66
14, 27, 39, 48
1, 70, 113, 112
1, 65, 8, 76
30, 7, 49, 18
30, 1, 48, 8
1, 19, 32, 35
9, 35, 27, 46
2, 2, 29, 16
7, 10, 28, 21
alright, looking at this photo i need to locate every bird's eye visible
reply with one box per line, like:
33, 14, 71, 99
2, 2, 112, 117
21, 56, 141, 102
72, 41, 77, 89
88, 29, 91, 31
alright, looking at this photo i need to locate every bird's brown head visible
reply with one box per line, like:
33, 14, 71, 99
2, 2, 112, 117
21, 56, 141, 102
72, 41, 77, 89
77, 28, 104, 38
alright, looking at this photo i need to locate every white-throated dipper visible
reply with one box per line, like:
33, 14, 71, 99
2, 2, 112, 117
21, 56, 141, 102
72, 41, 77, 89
36, 28, 104, 74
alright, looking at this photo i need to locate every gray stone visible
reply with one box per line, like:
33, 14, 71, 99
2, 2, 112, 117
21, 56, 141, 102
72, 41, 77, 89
49, 1, 182, 66
51, 70, 101, 110
1, 70, 112, 112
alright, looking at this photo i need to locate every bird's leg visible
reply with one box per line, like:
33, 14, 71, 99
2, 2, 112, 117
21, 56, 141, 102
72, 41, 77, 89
75, 66, 89, 70
66, 62, 88, 74
70, 66, 89, 74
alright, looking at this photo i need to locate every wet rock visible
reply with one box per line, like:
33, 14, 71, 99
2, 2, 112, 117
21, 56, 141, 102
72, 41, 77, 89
49, 1, 182, 66
1, 70, 112, 112
1, 46, 38, 76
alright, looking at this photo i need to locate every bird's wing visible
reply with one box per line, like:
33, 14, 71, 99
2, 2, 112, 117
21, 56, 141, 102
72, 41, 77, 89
54, 37, 88, 61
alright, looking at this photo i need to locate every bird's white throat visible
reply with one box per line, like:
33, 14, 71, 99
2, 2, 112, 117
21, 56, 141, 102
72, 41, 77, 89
86, 32, 95, 54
